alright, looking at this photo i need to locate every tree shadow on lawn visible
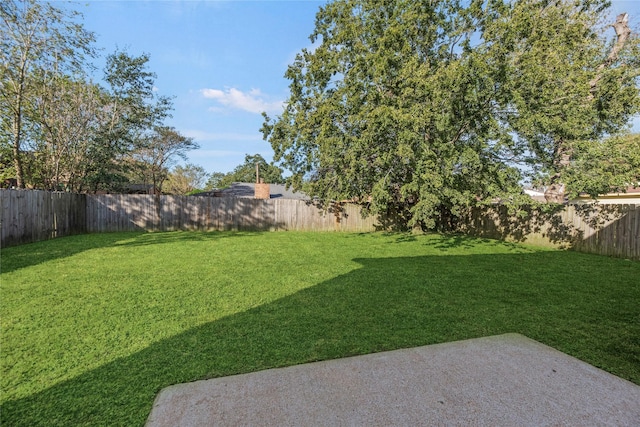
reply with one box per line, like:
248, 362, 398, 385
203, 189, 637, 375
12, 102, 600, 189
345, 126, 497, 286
2, 252, 639, 426
352, 231, 515, 252
426, 233, 523, 252
0, 231, 264, 274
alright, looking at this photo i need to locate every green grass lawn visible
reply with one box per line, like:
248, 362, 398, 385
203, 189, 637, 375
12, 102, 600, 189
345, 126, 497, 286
1, 231, 639, 426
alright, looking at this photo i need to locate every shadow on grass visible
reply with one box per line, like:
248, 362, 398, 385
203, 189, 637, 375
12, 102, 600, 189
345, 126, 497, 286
0, 231, 264, 274
2, 252, 639, 426
380, 232, 523, 252
428, 233, 517, 251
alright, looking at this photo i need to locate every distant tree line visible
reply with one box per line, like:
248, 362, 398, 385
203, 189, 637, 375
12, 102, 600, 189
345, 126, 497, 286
1, 0, 198, 193
205, 154, 285, 190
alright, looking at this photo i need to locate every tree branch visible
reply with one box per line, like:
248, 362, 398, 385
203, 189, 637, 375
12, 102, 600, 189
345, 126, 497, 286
589, 13, 631, 92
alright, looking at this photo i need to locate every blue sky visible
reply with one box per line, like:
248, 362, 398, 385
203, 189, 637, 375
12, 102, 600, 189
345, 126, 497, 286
74, 0, 639, 176
76, 0, 324, 175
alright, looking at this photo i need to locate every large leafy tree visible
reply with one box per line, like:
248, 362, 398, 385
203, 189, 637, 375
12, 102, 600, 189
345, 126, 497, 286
23, 49, 174, 193
263, 0, 525, 229
0, 0, 95, 188
263, 0, 639, 228
1, 2, 181, 193
87, 51, 173, 193
30, 74, 107, 191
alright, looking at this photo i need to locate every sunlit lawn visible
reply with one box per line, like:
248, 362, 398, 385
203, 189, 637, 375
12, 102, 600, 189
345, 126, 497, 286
1, 231, 639, 426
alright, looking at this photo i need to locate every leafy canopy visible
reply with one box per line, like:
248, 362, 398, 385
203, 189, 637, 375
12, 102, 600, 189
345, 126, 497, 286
131, 126, 199, 193
262, 0, 640, 228
485, 0, 639, 201
1, 1, 199, 193
166, 163, 209, 195
1, 0, 96, 187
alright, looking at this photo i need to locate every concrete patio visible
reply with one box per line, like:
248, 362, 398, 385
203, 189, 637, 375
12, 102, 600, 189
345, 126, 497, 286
146, 333, 640, 426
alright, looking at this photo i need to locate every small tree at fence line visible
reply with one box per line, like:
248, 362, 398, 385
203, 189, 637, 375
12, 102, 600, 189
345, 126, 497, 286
131, 126, 199, 194
165, 163, 208, 195
262, 0, 640, 230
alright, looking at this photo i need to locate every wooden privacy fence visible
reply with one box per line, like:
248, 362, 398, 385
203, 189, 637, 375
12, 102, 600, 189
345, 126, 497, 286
0, 190, 377, 247
1, 190, 86, 247
1, 189, 638, 260
458, 204, 639, 260
85, 194, 378, 233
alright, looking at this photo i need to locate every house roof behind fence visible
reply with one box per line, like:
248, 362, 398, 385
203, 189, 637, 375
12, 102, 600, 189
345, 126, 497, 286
195, 183, 309, 200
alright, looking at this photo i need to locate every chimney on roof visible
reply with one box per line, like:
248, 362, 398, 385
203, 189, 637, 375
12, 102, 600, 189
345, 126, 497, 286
254, 162, 270, 199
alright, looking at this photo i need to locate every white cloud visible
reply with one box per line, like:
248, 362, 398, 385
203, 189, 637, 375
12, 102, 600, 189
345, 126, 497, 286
200, 87, 284, 114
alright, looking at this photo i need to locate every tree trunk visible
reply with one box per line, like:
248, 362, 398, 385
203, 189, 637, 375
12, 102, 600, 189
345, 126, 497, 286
544, 142, 571, 203
11, 116, 25, 189
544, 182, 565, 204
10, 54, 29, 189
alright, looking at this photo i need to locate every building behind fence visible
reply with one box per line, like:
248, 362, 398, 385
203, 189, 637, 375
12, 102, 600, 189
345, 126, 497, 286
1, 189, 638, 260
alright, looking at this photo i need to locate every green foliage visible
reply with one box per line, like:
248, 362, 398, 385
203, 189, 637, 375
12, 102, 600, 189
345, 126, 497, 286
165, 163, 208, 195
88, 50, 175, 193
27, 75, 110, 191
263, 0, 640, 224
564, 133, 640, 198
1, 0, 96, 188
209, 153, 285, 189
1, 232, 639, 425
1, 1, 180, 193
131, 126, 199, 193
0, 142, 16, 184
263, 0, 527, 229
205, 171, 227, 190
486, 0, 640, 199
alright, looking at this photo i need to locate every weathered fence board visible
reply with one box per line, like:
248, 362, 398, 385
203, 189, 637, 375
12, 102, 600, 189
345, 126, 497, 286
1, 190, 86, 247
